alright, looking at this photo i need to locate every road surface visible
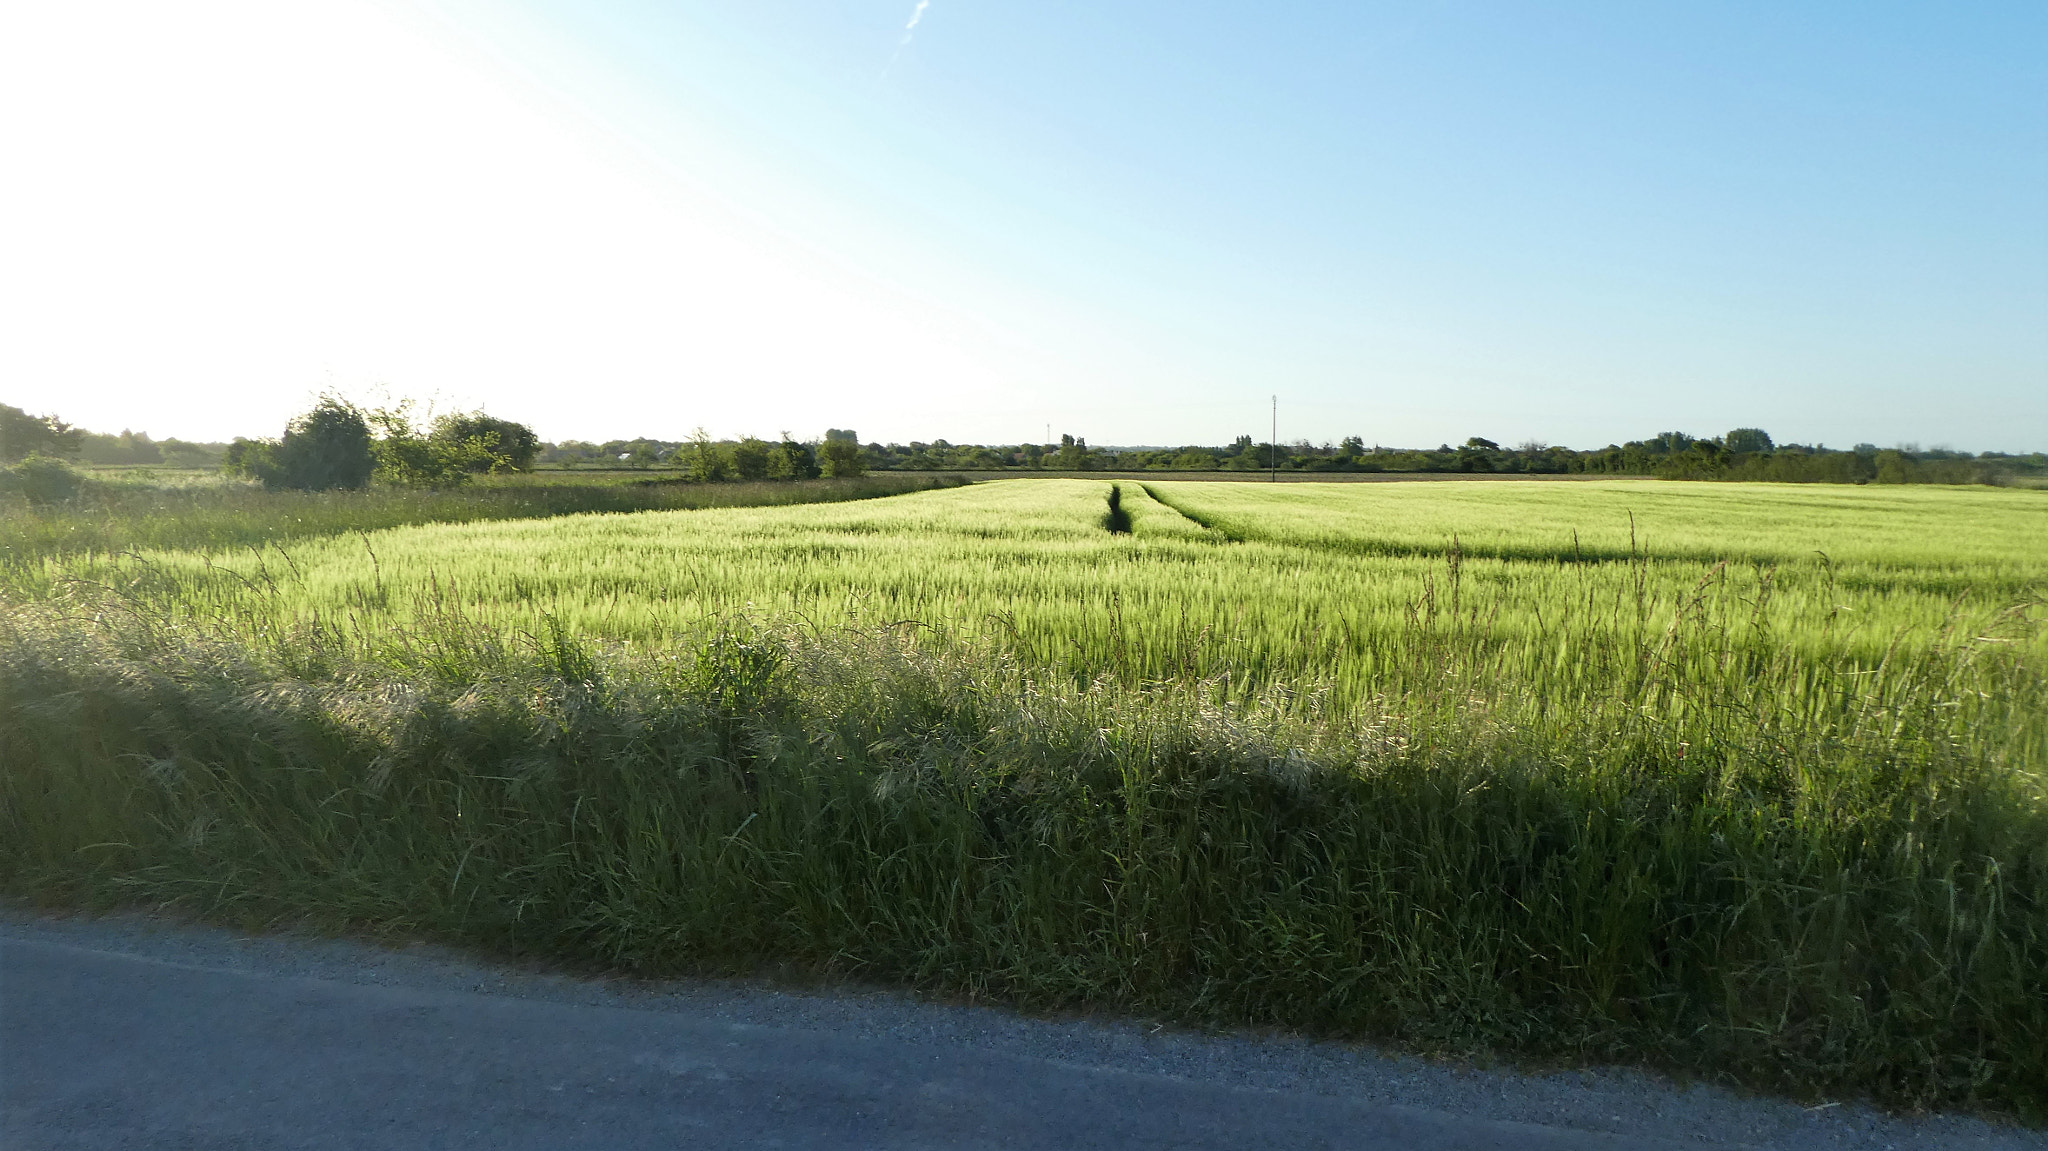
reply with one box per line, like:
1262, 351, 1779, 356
3, 910, 2035, 1150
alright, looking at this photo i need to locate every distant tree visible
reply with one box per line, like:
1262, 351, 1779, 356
227, 398, 376, 491
1724, 428, 1774, 454
1054, 434, 1094, 471
682, 428, 732, 482
0, 404, 83, 462
1338, 435, 1365, 457
732, 436, 772, 481
820, 437, 866, 477
77, 429, 163, 466
1874, 449, 1920, 485
1464, 436, 1499, 450
824, 428, 860, 444
767, 435, 819, 480
158, 438, 222, 468
432, 413, 539, 472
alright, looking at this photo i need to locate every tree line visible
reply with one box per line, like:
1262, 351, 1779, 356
768, 428, 2045, 487
4, 399, 2042, 491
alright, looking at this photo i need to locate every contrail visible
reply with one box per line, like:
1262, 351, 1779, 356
902, 0, 931, 38
882, 0, 932, 78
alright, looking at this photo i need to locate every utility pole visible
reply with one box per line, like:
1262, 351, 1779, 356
1270, 394, 1278, 482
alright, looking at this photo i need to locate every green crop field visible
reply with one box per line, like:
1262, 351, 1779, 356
4, 477, 2046, 1115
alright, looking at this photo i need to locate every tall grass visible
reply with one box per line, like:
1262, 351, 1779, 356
13, 480, 2041, 704
2, 477, 2044, 1114
1, 592, 2042, 1113
0, 471, 969, 562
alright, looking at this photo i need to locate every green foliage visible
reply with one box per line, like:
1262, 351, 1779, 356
1052, 433, 1096, 471
73, 428, 225, 468
226, 400, 538, 491
731, 436, 772, 482
0, 404, 83, 463
681, 429, 733, 483
430, 413, 539, 473
367, 404, 480, 488
820, 438, 866, 478
367, 404, 543, 487
767, 436, 819, 480
225, 398, 377, 491
0, 456, 91, 505
1724, 427, 1774, 453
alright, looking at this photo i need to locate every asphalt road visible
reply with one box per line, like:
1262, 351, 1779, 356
3, 911, 2038, 1150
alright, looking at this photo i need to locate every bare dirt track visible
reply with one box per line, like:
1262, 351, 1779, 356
4, 908, 2039, 1150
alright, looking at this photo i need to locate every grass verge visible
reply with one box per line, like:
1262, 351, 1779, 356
2, 600, 2043, 1119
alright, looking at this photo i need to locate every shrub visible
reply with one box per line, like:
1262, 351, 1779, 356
0, 455, 89, 504
430, 414, 539, 473
227, 399, 376, 492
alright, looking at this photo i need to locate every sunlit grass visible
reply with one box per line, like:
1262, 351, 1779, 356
3, 476, 2044, 1115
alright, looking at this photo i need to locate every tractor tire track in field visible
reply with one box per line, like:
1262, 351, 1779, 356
1136, 482, 1238, 539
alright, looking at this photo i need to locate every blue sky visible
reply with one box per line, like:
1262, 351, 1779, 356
2, 1, 2042, 449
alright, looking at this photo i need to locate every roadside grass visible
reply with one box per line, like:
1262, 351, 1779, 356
2, 477, 2044, 1116
2, 600, 2042, 1116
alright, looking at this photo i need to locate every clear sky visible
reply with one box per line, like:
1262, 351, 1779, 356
2, 1, 2043, 450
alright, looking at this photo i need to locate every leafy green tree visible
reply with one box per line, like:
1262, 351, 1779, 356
0, 404, 83, 462
1724, 428, 1774, 454
820, 437, 866, 477
1874, 449, 1921, 485
226, 398, 375, 491
368, 405, 489, 488
1054, 433, 1094, 471
732, 436, 772, 481
431, 413, 539, 472
682, 428, 732, 482
767, 436, 818, 480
